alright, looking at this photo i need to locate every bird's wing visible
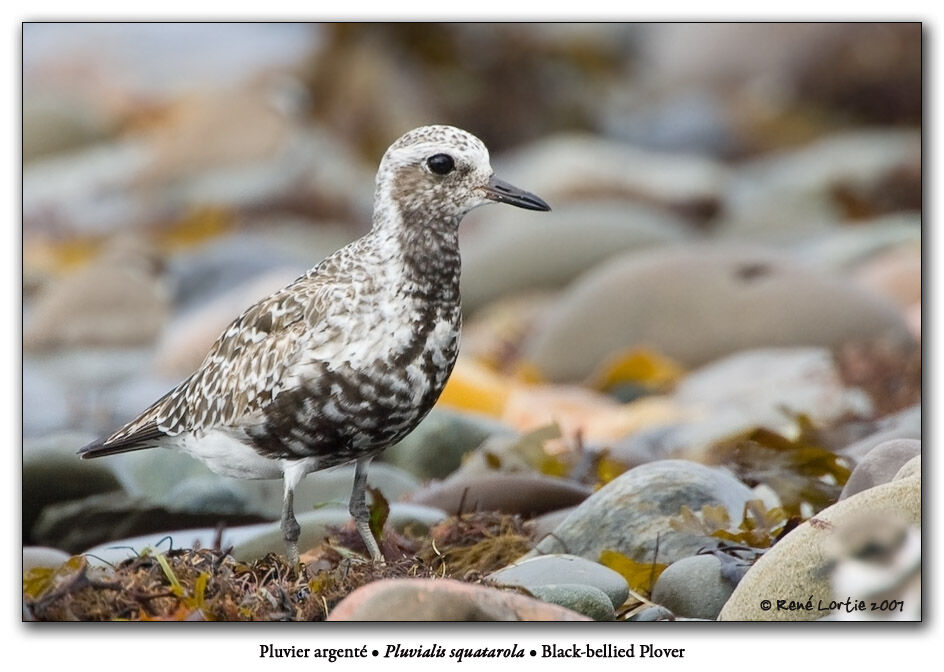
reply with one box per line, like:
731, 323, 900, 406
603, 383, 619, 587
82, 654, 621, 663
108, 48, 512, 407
82, 275, 328, 456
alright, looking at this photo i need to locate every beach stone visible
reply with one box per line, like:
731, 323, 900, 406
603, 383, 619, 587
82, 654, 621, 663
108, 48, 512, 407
894, 456, 920, 482
410, 473, 592, 517
165, 226, 351, 311
491, 133, 729, 220
23, 139, 152, 237
23, 432, 123, 543
381, 408, 516, 481
853, 246, 921, 308
164, 476, 256, 515
460, 200, 690, 313
601, 88, 736, 157
628, 605, 677, 621
527, 460, 755, 565
31, 491, 269, 553
718, 469, 920, 621
522, 243, 916, 381
839, 404, 921, 461
721, 130, 920, 235
651, 554, 736, 620
94, 444, 222, 501
530, 507, 576, 541
840, 439, 920, 500
607, 347, 875, 464
23, 93, 115, 162
528, 584, 616, 621
791, 213, 921, 272
489, 553, 629, 608
676, 347, 873, 432
80, 527, 262, 566
24, 235, 170, 351
22, 362, 72, 437
230, 503, 448, 562
327, 577, 591, 621
23, 547, 73, 574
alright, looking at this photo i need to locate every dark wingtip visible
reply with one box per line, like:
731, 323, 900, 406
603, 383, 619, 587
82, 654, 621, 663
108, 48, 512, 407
77, 438, 107, 459
77, 428, 164, 459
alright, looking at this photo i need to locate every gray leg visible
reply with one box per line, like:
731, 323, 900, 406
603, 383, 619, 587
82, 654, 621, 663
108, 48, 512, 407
350, 457, 383, 562
281, 485, 301, 568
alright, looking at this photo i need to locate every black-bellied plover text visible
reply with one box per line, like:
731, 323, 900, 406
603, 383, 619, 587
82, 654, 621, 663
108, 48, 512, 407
78, 125, 551, 565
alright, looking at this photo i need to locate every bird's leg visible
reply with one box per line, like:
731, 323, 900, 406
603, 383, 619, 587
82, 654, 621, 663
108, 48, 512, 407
281, 484, 301, 569
350, 456, 384, 562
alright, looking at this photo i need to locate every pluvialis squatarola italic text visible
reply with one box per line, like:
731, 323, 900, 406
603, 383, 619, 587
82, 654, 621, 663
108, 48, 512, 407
79, 125, 550, 565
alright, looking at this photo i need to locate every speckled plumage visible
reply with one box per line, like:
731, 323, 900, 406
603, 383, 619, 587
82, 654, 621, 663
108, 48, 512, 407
79, 125, 550, 564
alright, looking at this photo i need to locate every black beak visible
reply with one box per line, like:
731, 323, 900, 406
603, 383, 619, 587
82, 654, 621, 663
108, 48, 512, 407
483, 176, 551, 211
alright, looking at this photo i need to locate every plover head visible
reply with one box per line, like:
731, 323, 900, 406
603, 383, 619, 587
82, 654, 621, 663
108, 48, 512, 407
373, 124, 550, 226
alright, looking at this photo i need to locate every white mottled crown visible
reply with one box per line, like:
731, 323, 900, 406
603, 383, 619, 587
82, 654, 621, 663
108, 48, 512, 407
383, 124, 490, 170
372, 125, 495, 225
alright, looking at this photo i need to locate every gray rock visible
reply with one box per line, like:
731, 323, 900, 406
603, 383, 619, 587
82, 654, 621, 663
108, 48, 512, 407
166, 229, 333, 311
24, 432, 123, 544
410, 473, 592, 517
651, 554, 737, 620
839, 405, 921, 461
720, 129, 920, 235
23, 546, 73, 574
676, 347, 873, 428
490, 133, 729, 220
718, 468, 920, 621
22, 361, 72, 437
31, 491, 268, 553
528, 460, 756, 565
523, 243, 916, 381
530, 507, 576, 541
628, 605, 677, 621
840, 439, 920, 500
528, 584, 616, 621
23, 93, 115, 162
612, 348, 874, 466
165, 476, 255, 515
381, 408, 516, 480
23, 139, 152, 236
489, 553, 629, 608
81, 527, 262, 566
894, 455, 920, 482
601, 89, 736, 157
24, 235, 170, 351
791, 213, 921, 272
460, 200, 690, 313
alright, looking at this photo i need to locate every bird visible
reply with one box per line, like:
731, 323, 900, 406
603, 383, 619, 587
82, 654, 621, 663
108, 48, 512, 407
78, 125, 550, 566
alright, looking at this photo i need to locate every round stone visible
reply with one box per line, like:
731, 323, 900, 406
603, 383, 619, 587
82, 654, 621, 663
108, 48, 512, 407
528, 584, 616, 621
839, 438, 920, 500
522, 243, 916, 382
488, 553, 629, 608
651, 554, 737, 620
527, 460, 756, 565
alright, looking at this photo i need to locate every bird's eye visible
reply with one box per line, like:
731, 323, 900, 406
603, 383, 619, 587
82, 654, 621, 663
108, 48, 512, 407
426, 153, 455, 175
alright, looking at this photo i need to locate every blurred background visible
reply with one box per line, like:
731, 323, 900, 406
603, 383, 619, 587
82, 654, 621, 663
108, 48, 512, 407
22, 23, 921, 620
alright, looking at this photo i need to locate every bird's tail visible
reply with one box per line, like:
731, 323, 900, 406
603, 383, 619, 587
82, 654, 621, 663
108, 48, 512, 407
78, 424, 166, 459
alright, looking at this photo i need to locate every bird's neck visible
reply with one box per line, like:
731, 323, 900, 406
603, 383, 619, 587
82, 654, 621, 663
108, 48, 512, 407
370, 203, 462, 299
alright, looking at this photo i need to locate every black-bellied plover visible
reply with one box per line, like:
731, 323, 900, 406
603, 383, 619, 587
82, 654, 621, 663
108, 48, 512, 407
78, 125, 550, 565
